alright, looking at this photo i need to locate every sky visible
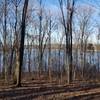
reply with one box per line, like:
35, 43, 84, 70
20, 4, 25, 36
42, 0, 100, 44
0, 0, 100, 45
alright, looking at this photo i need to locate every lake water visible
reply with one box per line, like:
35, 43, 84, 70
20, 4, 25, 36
0, 48, 100, 72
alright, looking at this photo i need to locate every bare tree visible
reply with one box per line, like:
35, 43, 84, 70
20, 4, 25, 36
35, 0, 50, 78
47, 11, 57, 82
75, 6, 94, 79
58, 0, 75, 84
8, 0, 22, 84
16, 0, 29, 87
3, 0, 8, 82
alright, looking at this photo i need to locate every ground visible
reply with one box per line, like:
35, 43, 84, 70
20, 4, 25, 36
0, 78, 100, 100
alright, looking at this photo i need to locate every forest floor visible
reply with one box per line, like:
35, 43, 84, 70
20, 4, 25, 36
0, 79, 100, 100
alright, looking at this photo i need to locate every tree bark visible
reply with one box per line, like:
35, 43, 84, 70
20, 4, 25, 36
16, 0, 29, 87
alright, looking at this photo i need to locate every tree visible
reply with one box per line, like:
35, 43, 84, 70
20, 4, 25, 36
35, 0, 50, 77
3, 0, 8, 82
47, 13, 52, 82
16, 0, 29, 87
75, 5, 94, 79
58, 0, 75, 84
9, 0, 22, 84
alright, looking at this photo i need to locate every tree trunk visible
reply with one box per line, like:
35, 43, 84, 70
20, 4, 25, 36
16, 0, 29, 87
3, 0, 7, 82
48, 18, 52, 82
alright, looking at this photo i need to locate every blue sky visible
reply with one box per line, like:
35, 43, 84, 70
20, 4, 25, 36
28, 0, 100, 44
0, 0, 99, 45
44, 0, 100, 10
42, 0, 100, 43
